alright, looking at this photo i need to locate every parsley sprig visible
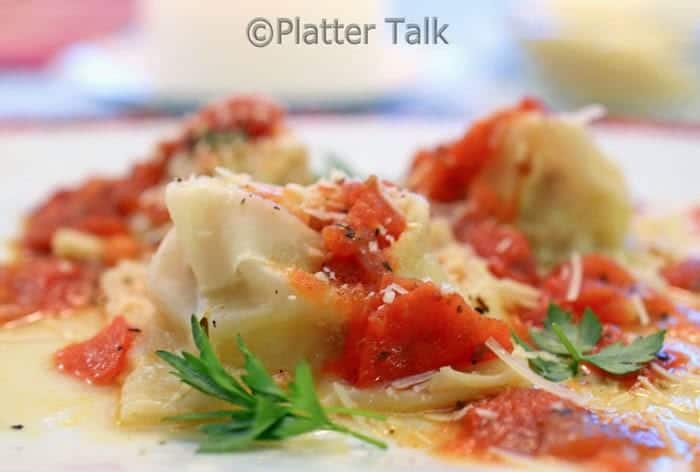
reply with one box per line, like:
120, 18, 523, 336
514, 304, 666, 381
156, 316, 387, 452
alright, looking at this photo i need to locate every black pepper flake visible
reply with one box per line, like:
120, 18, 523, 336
274, 289, 279, 295
382, 261, 393, 272
374, 227, 380, 237
116, 345, 124, 352
212, 320, 217, 328
10, 424, 23, 430
336, 223, 355, 239
377, 351, 390, 361
128, 328, 142, 333
176, 177, 183, 182
656, 351, 671, 362
455, 400, 466, 409
240, 198, 246, 205
273, 205, 281, 210
659, 312, 670, 321
474, 297, 489, 314
552, 406, 573, 416
456, 305, 463, 313
470, 345, 487, 364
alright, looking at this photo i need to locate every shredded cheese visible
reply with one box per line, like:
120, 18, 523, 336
631, 294, 651, 326
485, 338, 589, 407
566, 252, 583, 302
390, 370, 438, 390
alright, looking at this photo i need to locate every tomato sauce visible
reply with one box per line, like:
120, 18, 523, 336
536, 253, 678, 326
0, 257, 99, 324
453, 219, 538, 285
407, 98, 542, 203
320, 177, 405, 287
662, 258, 700, 293
23, 159, 167, 253
328, 275, 512, 387
54, 316, 137, 385
445, 388, 664, 470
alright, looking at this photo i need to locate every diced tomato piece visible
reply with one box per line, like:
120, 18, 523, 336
54, 316, 136, 385
23, 159, 167, 253
321, 177, 405, 287
187, 96, 284, 140
446, 388, 663, 468
328, 276, 512, 387
0, 258, 98, 324
539, 254, 639, 325
454, 219, 538, 285
407, 98, 543, 202
661, 258, 700, 292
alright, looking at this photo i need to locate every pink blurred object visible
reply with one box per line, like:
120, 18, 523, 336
0, 0, 134, 68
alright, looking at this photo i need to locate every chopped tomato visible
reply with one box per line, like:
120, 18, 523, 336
54, 316, 136, 385
454, 219, 538, 285
661, 258, 700, 292
539, 254, 639, 325
321, 177, 405, 287
186, 95, 284, 140
23, 159, 166, 253
328, 275, 512, 387
407, 98, 543, 202
0, 258, 98, 324
446, 388, 663, 469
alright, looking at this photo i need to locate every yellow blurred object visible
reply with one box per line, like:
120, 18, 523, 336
519, 0, 700, 118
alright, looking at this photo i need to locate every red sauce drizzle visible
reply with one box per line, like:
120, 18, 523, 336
454, 219, 539, 285
662, 258, 700, 293
445, 388, 664, 470
530, 253, 678, 327
0, 258, 98, 324
407, 98, 543, 203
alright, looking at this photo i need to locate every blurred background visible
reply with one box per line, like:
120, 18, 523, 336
1, 0, 699, 125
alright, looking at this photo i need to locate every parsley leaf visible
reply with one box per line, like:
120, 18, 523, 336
584, 331, 666, 375
156, 315, 387, 452
514, 303, 665, 381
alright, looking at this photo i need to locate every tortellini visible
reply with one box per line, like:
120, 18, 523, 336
147, 174, 449, 373
483, 112, 632, 264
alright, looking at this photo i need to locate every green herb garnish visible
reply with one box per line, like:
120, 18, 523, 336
156, 316, 387, 452
514, 304, 665, 381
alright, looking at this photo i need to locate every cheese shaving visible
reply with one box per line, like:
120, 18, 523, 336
390, 370, 438, 390
485, 338, 588, 407
631, 294, 651, 326
566, 252, 583, 302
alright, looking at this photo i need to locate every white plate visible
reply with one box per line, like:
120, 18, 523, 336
1, 118, 699, 472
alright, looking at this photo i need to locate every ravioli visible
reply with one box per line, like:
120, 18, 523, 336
147, 173, 447, 372
484, 112, 632, 264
